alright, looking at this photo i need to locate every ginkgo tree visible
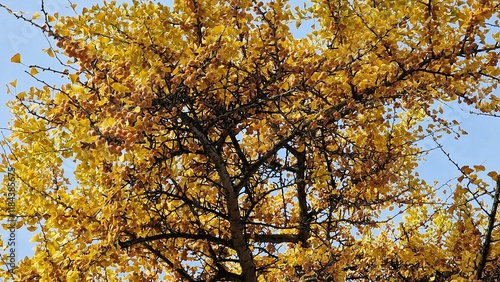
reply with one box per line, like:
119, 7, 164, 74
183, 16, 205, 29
1, 0, 500, 281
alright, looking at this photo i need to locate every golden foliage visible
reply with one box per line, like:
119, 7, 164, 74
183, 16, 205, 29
1, 0, 500, 281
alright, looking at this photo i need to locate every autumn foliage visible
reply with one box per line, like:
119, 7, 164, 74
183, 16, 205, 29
1, 0, 500, 281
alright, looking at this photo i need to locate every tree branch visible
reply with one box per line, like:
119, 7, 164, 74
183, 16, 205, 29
476, 179, 500, 280
118, 232, 232, 249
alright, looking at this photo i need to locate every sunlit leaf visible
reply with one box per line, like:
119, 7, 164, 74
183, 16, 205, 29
30, 67, 39, 75
10, 53, 21, 63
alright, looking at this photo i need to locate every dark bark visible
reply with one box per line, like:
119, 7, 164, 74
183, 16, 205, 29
476, 179, 500, 280
178, 111, 257, 282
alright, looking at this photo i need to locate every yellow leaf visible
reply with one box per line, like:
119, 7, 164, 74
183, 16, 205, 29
30, 67, 39, 76
27, 226, 38, 232
97, 99, 107, 106
487, 171, 498, 180
69, 73, 79, 83
29, 234, 41, 243
211, 25, 225, 35
29, 104, 39, 112
67, 270, 79, 282
10, 79, 17, 88
32, 12, 41, 20
10, 53, 21, 63
16, 92, 26, 100
474, 165, 485, 172
44, 48, 55, 58
111, 82, 130, 92
297, 143, 305, 152
54, 92, 66, 102
461, 165, 473, 174
102, 117, 116, 127
47, 15, 56, 22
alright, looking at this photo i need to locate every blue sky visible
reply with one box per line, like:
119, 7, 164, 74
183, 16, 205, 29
1, 0, 500, 273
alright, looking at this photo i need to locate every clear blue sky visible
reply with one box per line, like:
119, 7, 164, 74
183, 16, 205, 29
1, 0, 499, 272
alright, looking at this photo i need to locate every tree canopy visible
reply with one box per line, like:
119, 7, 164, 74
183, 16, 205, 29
1, 0, 500, 281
